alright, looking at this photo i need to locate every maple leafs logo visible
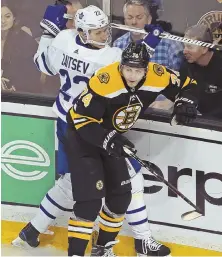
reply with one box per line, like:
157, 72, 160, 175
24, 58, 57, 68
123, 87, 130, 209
79, 12, 84, 19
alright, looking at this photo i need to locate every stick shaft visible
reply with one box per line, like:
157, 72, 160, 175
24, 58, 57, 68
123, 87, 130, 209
111, 23, 222, 51
125, 148, 203, 213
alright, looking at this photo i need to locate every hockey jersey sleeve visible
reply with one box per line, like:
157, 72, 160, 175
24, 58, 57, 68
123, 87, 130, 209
159, 66, 198, 103
68, 75, 110, 148
33, 35, 58, 76
34, 30, 71, 76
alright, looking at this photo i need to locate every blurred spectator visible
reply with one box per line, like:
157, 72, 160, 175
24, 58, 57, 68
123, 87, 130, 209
210, 21, 222, 44
1, 0, 40, 94
13, 0, 84, 42
182, 24, 222, 119
113, 0, 184, 71
1, 0, 83, 97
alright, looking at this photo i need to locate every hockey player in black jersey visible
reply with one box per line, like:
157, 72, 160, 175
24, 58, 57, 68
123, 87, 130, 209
65, 42, 198, 257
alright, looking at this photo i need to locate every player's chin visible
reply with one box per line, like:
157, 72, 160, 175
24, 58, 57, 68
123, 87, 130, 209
128, 83, 137, 87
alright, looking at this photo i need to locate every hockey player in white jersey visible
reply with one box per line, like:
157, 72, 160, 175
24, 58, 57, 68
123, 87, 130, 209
12, 3, 170, 257
12, 0, 120, 246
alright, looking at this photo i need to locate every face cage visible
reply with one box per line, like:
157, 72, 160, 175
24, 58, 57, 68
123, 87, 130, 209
82, 25, 112, 46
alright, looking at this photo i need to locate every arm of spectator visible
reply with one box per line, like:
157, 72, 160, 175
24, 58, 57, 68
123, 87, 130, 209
1, 70, 15, 92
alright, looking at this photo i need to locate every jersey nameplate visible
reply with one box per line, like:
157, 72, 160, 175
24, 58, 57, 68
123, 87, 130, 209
61, 54, 90, 74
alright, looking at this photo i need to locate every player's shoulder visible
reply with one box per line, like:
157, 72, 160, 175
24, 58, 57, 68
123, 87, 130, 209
143, 62, 171, 88
95, 61, 119, 76
148, 62, 168, 75
89, 62, 125, 97
148, 62, 181, 76
52, 29, 78, 48
57, 29, 78, 39
103, 46, 122, 55
100, 46, 122, 62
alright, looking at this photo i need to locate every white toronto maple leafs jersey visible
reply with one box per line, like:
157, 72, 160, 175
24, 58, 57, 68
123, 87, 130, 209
34, 29, 122, 121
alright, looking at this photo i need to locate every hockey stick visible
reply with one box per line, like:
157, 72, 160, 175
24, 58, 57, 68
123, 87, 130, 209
123, 146, 204, 221
111, 23, 222, 51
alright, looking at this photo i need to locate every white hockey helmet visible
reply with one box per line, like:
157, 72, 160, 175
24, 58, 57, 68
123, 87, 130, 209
75, 5, 112, 46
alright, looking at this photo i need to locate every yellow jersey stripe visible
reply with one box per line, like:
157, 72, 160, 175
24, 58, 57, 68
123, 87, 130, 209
70, 108, 103, 124
182, 77, 197, 88
139, 85, 164, 92
75, 120, 97, 130
99, 218, 123, 228
69, 219, 94, 228
99, 223, 122, 233
105, 88, 128, 98
100, 211, 124, 223
182, 77, 191, 88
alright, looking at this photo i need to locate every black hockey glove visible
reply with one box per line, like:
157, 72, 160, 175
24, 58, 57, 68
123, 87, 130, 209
102, 130, 136, 158
172, 96, 197, 125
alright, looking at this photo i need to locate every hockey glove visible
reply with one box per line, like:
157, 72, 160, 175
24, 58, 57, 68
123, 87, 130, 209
142, 24, 164, 57
172, 96, 197, 125
40, 5, 68, 37
103, 130, 136, 158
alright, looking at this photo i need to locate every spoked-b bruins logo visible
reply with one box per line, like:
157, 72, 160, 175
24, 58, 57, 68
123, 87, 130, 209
198, 11, 222, 43
112, 104, 142, 132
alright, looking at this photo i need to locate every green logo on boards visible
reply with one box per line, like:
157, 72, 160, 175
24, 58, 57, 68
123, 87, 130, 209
1, 115, 55, 205
2, 140, 50, 181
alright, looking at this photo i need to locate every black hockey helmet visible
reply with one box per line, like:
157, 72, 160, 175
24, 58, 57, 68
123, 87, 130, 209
121, 42, 149, 69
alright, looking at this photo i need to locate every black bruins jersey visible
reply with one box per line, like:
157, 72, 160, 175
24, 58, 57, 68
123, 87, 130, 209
68, 61, 197, 148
